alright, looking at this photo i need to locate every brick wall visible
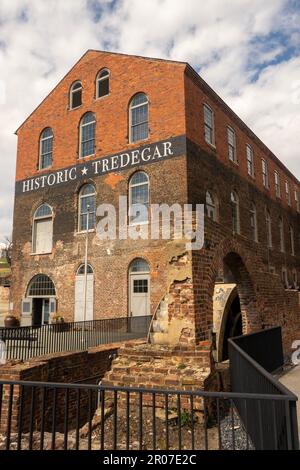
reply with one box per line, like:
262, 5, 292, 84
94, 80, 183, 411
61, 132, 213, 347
0, 343, 119, 433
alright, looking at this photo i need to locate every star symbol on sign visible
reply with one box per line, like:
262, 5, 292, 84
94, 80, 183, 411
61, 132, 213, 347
81, 167, 88, 176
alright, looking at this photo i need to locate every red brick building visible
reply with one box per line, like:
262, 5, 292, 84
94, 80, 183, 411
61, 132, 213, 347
11, 50, 300, 357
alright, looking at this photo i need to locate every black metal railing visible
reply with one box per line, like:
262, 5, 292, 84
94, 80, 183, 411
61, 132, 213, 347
0, 316, 151, 361
229, 327, 299, 450
0, 378, 296, 451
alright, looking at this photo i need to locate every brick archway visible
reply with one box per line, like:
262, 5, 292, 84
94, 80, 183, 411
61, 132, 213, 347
193, 238, 264, 343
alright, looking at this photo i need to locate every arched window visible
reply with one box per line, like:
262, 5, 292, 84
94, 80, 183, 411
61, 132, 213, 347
205, 190, 218, 221
129, 258, 149, 273
39, 128, 53, 169
129, 171, 149, 225
32, 204, 53, 254
79, 112, 96, 158
230, 191, 240, 234
78, 184, 96, 232
77, 264, 94, 275
250, 203, 258, 242
27, 274, 56, 297
265, 208, 272, 248
289, 225, 295, 255
279, 217, 285, 252
129, 93, 149, 143
70, 81, 82, 109
96, 69, 109, 98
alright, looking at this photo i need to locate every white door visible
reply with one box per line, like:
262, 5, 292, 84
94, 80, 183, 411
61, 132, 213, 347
130, 274, 150, 317
74, 274, 94, 322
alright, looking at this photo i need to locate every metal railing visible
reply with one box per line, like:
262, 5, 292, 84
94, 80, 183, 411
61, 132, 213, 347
0, 316, 151, 361
0, 378, 296, 451
229, 327, 299, 450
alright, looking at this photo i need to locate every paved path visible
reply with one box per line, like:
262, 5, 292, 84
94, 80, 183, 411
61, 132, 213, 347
278, 365, 300, 441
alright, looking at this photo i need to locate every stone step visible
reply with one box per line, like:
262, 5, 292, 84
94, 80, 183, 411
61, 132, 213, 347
150, 332, 169, 345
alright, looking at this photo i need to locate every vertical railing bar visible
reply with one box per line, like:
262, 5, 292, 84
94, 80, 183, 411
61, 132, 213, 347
6, 384, 14, 451
217, 397, 221, 450
17, 385, 25, 450
190, 395, 195, 451
165, 393, 169, 451
40, 387, 46, 451
63, 388, 69, 450
177, 394, 182, 450
126, 391, 130, 451
231, 399, 235, 451
139, 391, 143, 451
100, 390, 105, 451
51, 387, 57, 450
29, 386, 35, 450
152, 393, 156, 451
257, 400, 264, 450
88, 389, 92, 451
113, 390, 117, 450
75, 389, 80, 450
272, 400, 278, 450
204, 397, 209, 450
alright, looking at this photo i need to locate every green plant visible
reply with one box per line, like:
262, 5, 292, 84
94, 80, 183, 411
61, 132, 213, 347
52, 314, 64, 323
177, 363, 187, 370
179, 409, 193, 428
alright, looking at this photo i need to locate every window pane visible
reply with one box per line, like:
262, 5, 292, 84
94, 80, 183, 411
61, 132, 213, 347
72, 89, 82, 108
98, 78, 109, 97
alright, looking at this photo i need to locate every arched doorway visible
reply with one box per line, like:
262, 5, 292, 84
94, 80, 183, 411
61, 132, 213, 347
74, 264, 94, 322
213, 251, 257, 362
24, 275, 56, 326
129, 258, 150, 317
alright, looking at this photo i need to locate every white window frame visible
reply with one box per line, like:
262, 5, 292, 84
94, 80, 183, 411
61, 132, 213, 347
279, 217, 285, 253
262, 159, 269, 188
250, 203, 258, 242
285, 181, 291, 206
231, 191, 240, 235
289, 225, 295, 256
227, 127, 237, 163
265, 208, 272, 248
205, 190, 218, 222
96, 68, 110, 99
70, 81, 82, 110
79, 113, 96, 158
274, 171, 281, 198
78, 184, 96, 233
128, 172, 150, 226
129, 93, 149, 144
246, 144, 254, 177
294, 189, 299, 212
203, 104, 215, 147
39, 128, 53, 170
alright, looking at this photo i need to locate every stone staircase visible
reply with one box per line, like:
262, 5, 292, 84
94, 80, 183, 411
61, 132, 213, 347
101, 340, 218, 392
148, 296, 169, 345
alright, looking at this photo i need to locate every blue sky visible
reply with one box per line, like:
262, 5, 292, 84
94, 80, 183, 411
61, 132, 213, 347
0, 0, 300, 243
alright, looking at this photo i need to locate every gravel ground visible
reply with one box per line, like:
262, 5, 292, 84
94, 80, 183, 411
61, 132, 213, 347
220, 408, 254, 450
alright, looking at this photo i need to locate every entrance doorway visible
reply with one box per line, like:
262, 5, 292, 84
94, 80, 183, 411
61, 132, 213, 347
129, 259, 150, 317
22, 274, 56, 326
32, 298, 50, 326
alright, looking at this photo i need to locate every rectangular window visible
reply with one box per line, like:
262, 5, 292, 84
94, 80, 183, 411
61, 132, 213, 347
262, 159, 269, 188
227, 127, 236, 162
295, 189, 299, 212
285, 181, 291, 206
246, 145, 254, 177
274, 171, 281, 198
204, 104, 215, 146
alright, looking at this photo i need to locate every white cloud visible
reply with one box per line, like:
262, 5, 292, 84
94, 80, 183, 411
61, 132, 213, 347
0, 0, 300, 241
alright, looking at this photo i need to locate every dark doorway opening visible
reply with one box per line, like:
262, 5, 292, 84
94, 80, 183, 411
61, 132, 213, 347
221, 294, 242, 360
